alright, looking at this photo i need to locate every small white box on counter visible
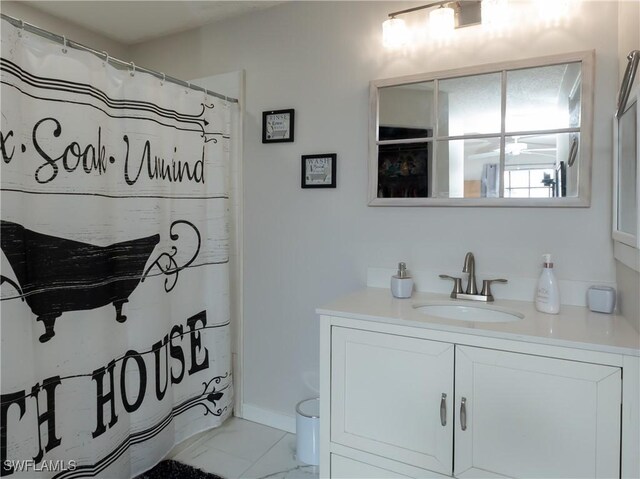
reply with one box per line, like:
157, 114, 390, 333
587, 286, 616, 314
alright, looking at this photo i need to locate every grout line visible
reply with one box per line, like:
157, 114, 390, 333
175, 424, 228, 459
237, 431, 289, 478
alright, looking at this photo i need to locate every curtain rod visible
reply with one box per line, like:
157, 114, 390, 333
0, 13, 239, 103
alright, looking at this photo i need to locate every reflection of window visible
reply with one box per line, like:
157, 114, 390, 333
504, 168, 555, 198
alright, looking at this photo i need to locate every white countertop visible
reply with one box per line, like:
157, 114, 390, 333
317, 288, 640, 357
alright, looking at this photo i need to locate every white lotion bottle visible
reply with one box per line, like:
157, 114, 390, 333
391, 262, 414, 299
535, 254, 560, 314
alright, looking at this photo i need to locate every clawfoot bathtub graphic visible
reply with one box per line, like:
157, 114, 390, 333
0, 220, 200, 343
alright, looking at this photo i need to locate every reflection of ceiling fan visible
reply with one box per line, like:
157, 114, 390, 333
469, 136, 556, 160
506, 137, 528, 155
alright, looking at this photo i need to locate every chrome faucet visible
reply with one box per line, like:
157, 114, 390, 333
439, 252, 507, 302
462, 252, 478, 295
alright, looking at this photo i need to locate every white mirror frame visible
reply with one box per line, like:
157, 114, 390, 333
368, 51, 595, 207
612, 80, 640, 272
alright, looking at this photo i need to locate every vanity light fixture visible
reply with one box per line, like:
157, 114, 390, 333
382, 1, 506, 47
481, 0, 509, 30
534, 0, 573, 25
382, 17, 409, 49
429, 5, 455, 38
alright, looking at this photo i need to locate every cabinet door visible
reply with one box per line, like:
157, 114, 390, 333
454, 346, 621, 479
331, 327, 454, 475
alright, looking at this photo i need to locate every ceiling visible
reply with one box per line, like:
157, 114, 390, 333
23, 1, 287, 45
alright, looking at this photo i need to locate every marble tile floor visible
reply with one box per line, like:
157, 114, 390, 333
170, 417, 319, 479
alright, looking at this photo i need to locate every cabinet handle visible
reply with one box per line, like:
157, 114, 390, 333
440, 393, 447, 426
460, 397, 467, 431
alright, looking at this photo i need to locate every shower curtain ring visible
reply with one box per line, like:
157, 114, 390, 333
160, 72, 166, 85
102, 51, 110, 65
186, 82, 190, 94
130, 62, 136, 77
62, 36, 68, 54
18, 20, 24, 36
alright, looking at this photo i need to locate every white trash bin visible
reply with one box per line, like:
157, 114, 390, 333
296, 398, 320, 466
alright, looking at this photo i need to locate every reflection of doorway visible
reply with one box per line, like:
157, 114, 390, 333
377, 127, 432, 198
378, 143, 430, 198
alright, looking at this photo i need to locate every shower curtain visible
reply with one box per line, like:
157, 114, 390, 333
0, 19, 234, 478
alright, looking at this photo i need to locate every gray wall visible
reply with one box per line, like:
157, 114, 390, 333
0, 1, 128, 58
129, 1, 622, 421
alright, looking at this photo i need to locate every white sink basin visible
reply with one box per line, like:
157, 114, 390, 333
413, 302, 524, 323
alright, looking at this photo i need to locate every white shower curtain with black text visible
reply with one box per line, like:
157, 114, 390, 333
0, 19, 234, 478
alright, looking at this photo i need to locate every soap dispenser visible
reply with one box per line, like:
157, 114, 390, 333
535, 254, 560, 314
391, 262, 414, 299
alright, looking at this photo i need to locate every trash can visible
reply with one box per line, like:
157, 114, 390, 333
295, 398, 320, 465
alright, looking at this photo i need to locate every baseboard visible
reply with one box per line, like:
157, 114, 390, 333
240, 403, 296, 433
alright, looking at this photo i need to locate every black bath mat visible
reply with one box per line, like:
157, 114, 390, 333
136, 460, 225, 479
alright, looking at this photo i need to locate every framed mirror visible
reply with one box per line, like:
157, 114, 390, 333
369, 51, 594, 207
613, 63, 639, 251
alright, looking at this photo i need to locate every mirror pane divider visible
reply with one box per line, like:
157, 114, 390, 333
499, 70, 507, 199
433, 78, 440, 201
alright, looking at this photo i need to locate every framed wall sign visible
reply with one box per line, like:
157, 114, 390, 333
302, 153, 337, 188
262, 109, 295, 143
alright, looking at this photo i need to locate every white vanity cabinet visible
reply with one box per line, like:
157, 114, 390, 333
320, 306, 638, 479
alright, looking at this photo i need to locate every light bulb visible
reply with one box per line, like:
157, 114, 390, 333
429, 6, 455, 39
482, 0, 509, 31
535, 0, 572, 25
382, 17, 408, 49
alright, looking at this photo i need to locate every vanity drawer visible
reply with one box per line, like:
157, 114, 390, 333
331, 454, 413, 479
330, 453, 450, 479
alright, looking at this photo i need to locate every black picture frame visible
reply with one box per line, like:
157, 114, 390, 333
301, 154, 337, 189
262, 109, 295, 143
